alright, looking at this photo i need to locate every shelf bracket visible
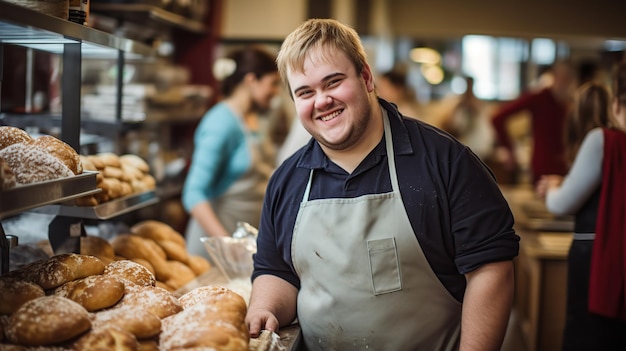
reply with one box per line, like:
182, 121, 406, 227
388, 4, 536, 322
48, 216, 86, 255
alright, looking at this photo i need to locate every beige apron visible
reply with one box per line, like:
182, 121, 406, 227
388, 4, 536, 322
292, 110, 462, 351
186, 129, 272, 257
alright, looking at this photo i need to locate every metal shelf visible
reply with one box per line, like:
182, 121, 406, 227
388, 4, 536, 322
0, 171, 100, 220
31, 190, 159, 220
0, 0, 155, 58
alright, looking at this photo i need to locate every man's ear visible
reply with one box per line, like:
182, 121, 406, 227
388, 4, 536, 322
361, 63, 376, 93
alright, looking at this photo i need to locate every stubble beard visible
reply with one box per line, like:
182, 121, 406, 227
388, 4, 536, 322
313, 103, 372, 151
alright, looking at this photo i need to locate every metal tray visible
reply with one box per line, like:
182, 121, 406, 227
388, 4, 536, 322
0, 171, 99, 219
32, 190, 158, 220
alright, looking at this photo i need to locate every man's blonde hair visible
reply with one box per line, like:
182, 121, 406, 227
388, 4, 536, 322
276, 18, 369, 92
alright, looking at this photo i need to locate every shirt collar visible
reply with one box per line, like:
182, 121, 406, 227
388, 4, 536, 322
296, 98, 414, 171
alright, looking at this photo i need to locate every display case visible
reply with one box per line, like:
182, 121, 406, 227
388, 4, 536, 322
0, 0, 157, 274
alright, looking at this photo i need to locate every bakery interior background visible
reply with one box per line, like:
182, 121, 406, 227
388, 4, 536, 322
2, 0, 626, 234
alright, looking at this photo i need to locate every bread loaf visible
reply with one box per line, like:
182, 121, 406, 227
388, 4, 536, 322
113, 282, 182, 319
36, 253, 105, 290
5, 296, 91, 346
0, 143, 74, 184
104, 260, 156, 287
0, 126, 32, 150
53, 274, 125, 312
0, 277, 45, 315
28, 135, 82, 175
161, 286, 248, 351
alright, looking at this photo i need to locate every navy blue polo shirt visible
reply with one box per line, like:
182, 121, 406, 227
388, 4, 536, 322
253, 99, 519, 301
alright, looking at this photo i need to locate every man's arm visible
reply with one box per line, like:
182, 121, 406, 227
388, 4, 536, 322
460, 260, 515, 351
246, 274, 298, 338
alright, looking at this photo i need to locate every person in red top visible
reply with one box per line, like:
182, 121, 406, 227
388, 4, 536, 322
492, 61, 576, 184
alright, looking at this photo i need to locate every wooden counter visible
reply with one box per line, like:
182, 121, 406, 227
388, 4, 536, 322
501, 186, 573, 351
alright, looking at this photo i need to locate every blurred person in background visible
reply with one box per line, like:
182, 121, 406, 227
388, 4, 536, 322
492, 60, 576, 184
441, 76, 495, 160
182, 46, 281, 256
536, 72, 626, 350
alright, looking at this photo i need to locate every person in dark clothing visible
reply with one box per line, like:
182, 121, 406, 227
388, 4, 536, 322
492, 61, 576, 184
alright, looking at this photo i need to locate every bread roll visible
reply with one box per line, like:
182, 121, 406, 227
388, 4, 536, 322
130, 220, 186, 248
0, 277, 45, 315
0, 143, 74, 184
121, 162, 144, 181
97, 152, 122, 168
163, 260, 196, 290
187, 255, 212, 276
81, 236, 116, 264
110, 234, 170, 282
158, 240, 190, 264
103, 166, 124, 180
112, 282, 182, 319
80, 155, 97, 171
72, 326, 139, 351
28, 135, 82, 174
53, 274, 125, 312
120, 154, 150, 173
87, 155, 106, 170
104, 260, 156, 287
5, 296, 91, 346
0, 126, 32, 150
129, 258, 156, 276
36, 253, 105, 290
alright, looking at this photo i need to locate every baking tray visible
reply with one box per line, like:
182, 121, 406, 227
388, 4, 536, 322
31, 190, 158, 220
0, 171, 100, 219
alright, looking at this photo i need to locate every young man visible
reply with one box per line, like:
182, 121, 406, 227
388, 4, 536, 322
246, 18, 519, 351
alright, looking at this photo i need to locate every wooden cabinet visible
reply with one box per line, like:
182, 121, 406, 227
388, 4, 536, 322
502, 186, 573, 351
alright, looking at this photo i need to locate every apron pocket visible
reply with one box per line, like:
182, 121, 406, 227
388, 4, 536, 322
367, 238, 402, 295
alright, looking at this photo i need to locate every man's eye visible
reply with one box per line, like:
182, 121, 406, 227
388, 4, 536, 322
328, 79, 341, 87
297, 90, 313, 98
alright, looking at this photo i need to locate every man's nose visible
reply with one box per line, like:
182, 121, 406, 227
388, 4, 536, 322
314, 92, 332, 109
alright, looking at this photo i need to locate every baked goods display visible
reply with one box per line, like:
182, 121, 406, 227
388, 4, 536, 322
0, 250, 254, 351
111, 220, 211, 291
76, 152, 156, 206
0, 129, 82, 188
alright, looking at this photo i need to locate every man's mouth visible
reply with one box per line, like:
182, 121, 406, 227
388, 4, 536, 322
320, 109, 343, 122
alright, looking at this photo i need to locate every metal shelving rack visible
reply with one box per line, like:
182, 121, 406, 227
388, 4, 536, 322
0, 0, 157, 274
